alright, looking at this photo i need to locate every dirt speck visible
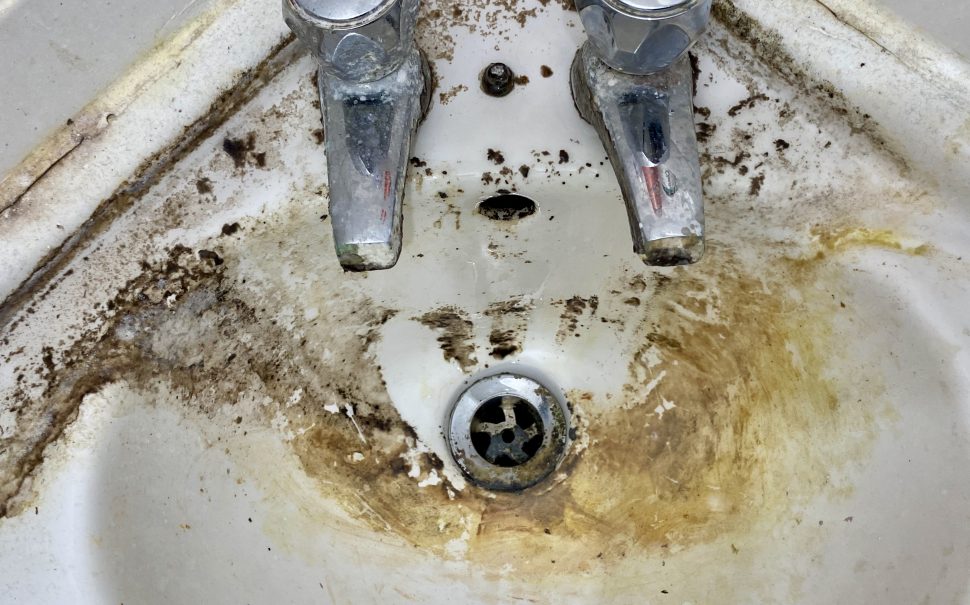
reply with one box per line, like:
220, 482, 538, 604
749, 174, 765, 196
222, 133, 267, 170
727, 93, 770, 118
197, 249, 224, 266
540, 65, 554, 78
439, 84, 468, 105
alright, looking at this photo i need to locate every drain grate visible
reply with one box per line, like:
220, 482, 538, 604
470, 395, 545, 467
448, 372, 570, 491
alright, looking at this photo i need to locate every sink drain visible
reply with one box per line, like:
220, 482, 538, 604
448, 372, 570, 491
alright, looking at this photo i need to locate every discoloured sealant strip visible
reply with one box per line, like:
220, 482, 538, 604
0, 246, 224, 517
711, 0, 908, 170
0, 34, 298, 331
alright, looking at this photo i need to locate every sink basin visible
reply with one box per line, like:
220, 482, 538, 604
1, 0, 969, 603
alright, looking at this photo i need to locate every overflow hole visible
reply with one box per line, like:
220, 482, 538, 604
477, 194, 538, 221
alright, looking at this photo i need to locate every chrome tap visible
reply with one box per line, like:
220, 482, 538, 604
284, 0, 431, 271
571, 0, 710, 266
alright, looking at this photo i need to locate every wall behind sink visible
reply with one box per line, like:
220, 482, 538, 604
0, 0, 215, 178
877, 0, 970, 58
0, 0, 967, 180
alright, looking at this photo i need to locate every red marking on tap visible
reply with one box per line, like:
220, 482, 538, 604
380, 208, 388, 223
383, 170, 392, 200
642, 165, 664, 216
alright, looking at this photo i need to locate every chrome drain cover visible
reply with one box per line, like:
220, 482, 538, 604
447, 372, 570, 491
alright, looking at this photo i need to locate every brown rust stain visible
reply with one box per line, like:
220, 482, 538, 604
195, 177, 213, 194
727, 92, 770, 117
749, 173, 765, 196
2, 233, 885, 577
279, 242, 883, 577
488, 329, 520, 359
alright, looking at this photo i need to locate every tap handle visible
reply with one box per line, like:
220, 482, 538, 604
575, 0, 711, 74
284, 0, 420, 81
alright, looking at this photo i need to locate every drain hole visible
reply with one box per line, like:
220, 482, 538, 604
477, 194, 537, 221
470, 396, 545, 468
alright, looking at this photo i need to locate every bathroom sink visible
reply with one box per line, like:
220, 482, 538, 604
1, 0, 969, 603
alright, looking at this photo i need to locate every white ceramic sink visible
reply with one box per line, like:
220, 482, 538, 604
1, 1, 969, 603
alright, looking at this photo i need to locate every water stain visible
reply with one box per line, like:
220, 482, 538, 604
813, 226, 930, 256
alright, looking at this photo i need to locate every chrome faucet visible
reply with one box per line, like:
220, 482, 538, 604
571, 0, 710, 266
284, 0, 431, 271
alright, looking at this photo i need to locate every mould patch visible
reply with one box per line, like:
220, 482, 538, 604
416, 307, 479, 372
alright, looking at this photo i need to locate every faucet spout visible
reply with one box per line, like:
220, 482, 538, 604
284, 0, 428, 271
571, 0, 710, 266
318, 49, 430, 271
571, 43, 704, 266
